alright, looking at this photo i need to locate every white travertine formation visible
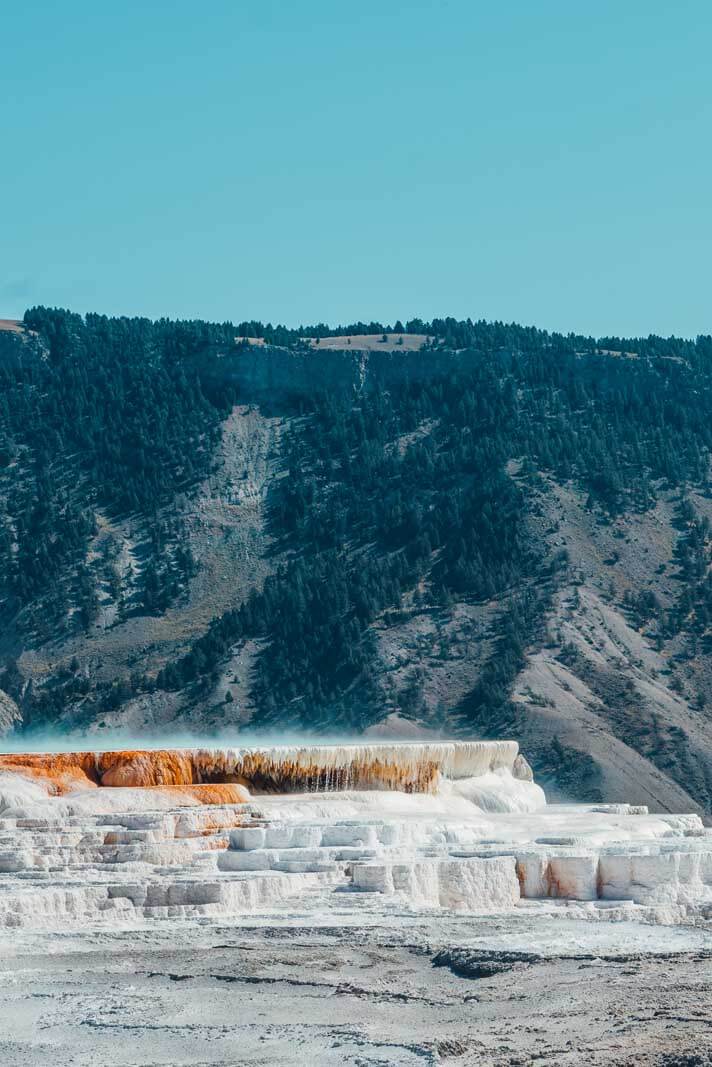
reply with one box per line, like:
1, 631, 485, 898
189, 739, 525, 791
0, 740, 710, 930
0, 739, 535, 797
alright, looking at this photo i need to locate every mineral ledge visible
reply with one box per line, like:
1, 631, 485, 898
0, 739, 710, 929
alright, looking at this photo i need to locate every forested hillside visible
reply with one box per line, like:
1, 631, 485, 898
2, 308, 712, 815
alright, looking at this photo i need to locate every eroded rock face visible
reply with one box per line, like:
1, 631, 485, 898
0, 690, 20, 735
513, 753, 534, 781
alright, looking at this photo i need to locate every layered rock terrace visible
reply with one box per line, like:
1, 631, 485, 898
0, 740, 709, 931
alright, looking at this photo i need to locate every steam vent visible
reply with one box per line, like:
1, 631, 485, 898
0, 739, 710, 928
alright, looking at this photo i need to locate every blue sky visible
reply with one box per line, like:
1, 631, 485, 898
2, 1, 710, 336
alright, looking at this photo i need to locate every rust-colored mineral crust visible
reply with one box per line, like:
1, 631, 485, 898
97, 749, 195, 787
0, 740, 520, 799
0, 751, 99, 794
150, 784, 251, 805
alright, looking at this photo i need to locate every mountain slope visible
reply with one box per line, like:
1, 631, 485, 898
1, 309, 712, 815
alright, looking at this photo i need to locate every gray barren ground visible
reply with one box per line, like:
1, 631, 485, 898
1, 922, 710, 1066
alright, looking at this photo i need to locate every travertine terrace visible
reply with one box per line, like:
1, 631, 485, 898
0, 739, 710, 929
1, 739, 712, 1065
0, 739, 521, 795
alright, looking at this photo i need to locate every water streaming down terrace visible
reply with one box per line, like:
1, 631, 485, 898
0, 739, 710, 929
0, 740, 526, 796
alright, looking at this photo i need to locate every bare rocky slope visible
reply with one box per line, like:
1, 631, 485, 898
2, 311, 712, 817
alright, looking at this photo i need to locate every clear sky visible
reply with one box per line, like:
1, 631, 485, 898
2, 1, 711, 337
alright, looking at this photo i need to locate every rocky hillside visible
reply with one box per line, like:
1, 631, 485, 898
2, 308, 712, 816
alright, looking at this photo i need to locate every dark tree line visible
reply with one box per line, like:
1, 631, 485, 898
0, 308, 233, 634
4, 307, 712, 736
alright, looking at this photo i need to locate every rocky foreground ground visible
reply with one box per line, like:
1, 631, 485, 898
1, 916, 711, 1067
